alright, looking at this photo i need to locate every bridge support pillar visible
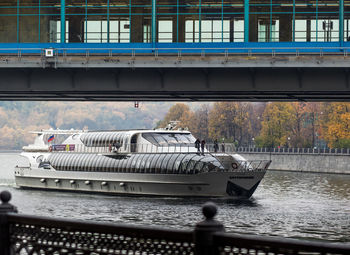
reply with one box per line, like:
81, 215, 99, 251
280, 14, 293, 42
131, 8, 144, 43
249, 12, 258, 42
69, 15, 83, 43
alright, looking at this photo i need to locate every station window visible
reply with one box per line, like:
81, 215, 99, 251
84, 20, 130, 43
158, 20, 173, 42
50, 20, 69, 43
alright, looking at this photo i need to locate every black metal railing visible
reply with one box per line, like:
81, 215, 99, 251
237, 147, 350, 155
1, 190, 349, 255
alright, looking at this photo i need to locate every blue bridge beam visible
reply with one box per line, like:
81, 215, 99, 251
61, 0, 65, 44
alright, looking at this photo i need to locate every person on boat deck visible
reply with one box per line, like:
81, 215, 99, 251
195, 139, 200, 153
214, 139, 219, 153
201, 140, 206, 155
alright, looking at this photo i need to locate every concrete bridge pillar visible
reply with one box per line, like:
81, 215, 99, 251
249, 13, 258, 42
173, 14, 185, 42
69, 15, 84, 42
279, 14, 292, 42
131, 8, 144, 43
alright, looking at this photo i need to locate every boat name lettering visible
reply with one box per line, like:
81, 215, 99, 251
229, 176, 254, 179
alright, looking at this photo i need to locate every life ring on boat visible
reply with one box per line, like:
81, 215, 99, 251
232, 162, 238, 169
49, 146, 52, 152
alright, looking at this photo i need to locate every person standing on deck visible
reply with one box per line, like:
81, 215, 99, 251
201, 140, 206, 155
195, 139, 200, 154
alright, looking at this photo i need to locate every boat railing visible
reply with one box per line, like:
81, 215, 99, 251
49, 142, 236, 154
216, 158, 271, 172
1, 192, 349, 255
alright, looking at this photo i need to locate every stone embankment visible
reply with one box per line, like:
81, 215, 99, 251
239, 151, 349, 175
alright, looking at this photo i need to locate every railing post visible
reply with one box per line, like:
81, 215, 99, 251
0, 191, 18, 255
194, 202, 224, 255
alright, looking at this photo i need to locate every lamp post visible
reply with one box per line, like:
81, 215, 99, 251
287, 137, 291, 148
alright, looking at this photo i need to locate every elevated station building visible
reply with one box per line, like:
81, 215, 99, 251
0, 1, 347, 44
0, 1, 350, 101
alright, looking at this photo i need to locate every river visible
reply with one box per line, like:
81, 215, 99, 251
0, 153, 349, 243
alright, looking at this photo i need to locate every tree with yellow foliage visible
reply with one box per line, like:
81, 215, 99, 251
157, 103, 194, 130
320, 103, 350, 148
208, 102, 251, 146
256, 102, 294, 148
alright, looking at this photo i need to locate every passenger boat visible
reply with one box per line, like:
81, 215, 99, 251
14, 128, 271, 198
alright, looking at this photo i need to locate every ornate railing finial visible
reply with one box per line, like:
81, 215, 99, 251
202, 202, 217, 220
0, 190, 18, 213
194, 202, 224, 255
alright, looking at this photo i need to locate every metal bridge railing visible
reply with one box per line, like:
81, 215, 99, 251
1, 45, 350, 58
0, 191, 349, 255
237, 147, 350, 155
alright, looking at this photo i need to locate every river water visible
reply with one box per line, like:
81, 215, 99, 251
0, 153, 349, 243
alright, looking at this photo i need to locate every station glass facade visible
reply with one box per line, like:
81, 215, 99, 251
0, 1, 348, 43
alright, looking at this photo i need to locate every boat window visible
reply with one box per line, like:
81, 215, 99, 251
154, 154, 166, 174
84, 154, 92, 171
133, 154, 141, 173
144, 154, 152, 173
178, 154, 196, 174
161, 154, 173, 174
138, 155, 144, 173
69, 154, 77, 171
186, 155, 202, 174
123, 134, 129, 151
148, 154, 159, 174
130, 134, 138, 152
112, 157, 119, 172
60, 155, 67, 170
100, 156, 107, 171
165, 154, 180, 174
173, 154, 187, 173
80, 154, 88, 171
119, 156, 128, 172
106, 156, 113, 172
142, 133, 158, 145
125, 154, 135, 173
75, 154, 83, 171
142, 133, 196, 146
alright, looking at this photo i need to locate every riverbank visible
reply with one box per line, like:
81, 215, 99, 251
240, 152, 350, 175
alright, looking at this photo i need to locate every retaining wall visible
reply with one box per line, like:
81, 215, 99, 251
239, 152, 350, 174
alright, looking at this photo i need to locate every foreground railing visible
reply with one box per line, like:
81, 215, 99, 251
237, 147, 350, 155
1, 191, 349, 255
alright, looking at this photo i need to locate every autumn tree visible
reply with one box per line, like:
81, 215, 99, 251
256, 102, 294, 148
190, 105, 210, 141
157, 103, 194, 129
208, 102, 252, 146
320, 102, 350, 148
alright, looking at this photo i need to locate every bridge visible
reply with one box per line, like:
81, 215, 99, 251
0, 1, 350, 101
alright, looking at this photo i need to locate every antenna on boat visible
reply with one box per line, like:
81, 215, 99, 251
166, 121, 180, 130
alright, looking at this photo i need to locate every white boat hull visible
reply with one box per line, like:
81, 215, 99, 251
15, 167, 266, 198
